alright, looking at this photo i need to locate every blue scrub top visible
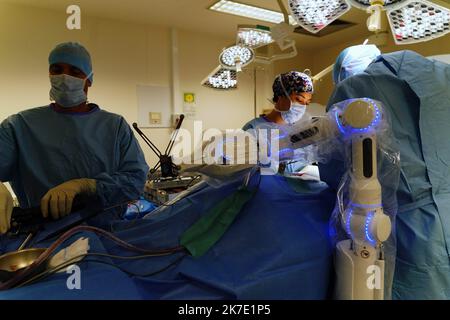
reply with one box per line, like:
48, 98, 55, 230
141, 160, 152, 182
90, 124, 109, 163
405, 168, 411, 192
242, 116, 271, 131
0, 104, 149, 208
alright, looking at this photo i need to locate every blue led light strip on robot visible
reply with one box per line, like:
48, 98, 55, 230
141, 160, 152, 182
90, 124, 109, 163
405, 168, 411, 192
276, 132, 288, 140
346, 207, 353, 238
335, 110, 347, 136
365, 211, 376, 245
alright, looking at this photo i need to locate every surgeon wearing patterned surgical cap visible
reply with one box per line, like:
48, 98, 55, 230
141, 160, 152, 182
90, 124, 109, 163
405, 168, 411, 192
242, 71, 314, 175
243, 71, 314, 130
0, 42, 149, 234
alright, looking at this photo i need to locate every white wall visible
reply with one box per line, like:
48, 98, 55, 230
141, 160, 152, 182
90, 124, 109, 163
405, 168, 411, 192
0, 2, 264, 168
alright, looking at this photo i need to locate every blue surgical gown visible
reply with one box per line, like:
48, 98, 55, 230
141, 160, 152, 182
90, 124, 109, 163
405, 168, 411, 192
320, 50, 450, 299
0, 104, 149, 209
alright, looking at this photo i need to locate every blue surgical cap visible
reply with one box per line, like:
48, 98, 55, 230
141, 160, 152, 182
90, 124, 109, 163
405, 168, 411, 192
48, 42, 93, 84
333, 44, 381, 84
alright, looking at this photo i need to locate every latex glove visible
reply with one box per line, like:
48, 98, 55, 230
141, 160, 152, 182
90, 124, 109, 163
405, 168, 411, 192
0, 183, 13, 234
41, 178, 96, 220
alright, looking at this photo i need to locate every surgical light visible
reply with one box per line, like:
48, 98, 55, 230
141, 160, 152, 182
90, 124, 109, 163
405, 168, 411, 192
288, 0, 450, 44
348, 0, 450, 44
219, 45, 254, 72
237, 25, 274, 49
287, 0, 351, 33
209, 0, 297, 25
202, 67, 238, 90
387, 0, 450, 44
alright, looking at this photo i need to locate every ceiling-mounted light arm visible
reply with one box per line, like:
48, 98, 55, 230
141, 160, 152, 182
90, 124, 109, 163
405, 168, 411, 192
277, 0, 290, 24
277, 37, 296, 51
254, 39, 298, 64
312, 64, 335, 83
234, 57, 243, 72
271, 22, 296, 52
367, 0, 386, 32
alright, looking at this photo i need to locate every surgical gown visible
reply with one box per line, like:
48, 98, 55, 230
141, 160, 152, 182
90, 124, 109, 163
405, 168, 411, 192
0, 104, 149, 209
320, 50, 450, 299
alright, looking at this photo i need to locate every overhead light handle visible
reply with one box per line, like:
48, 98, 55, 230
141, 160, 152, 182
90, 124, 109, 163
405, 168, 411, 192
277, 0, 290, 24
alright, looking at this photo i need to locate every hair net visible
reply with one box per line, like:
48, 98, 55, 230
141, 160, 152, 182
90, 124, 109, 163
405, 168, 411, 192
333, 44, 381, 84
49, 42, 94, 84
273, 71, 313, 101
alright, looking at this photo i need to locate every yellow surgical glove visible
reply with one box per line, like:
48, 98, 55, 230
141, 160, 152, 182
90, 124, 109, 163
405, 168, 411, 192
41, 178, 96, 220
0, 183, 13, 235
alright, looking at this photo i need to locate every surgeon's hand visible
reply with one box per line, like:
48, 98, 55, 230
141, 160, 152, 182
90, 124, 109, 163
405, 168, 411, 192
41, 178, 96, 220
0, 183, 13, 234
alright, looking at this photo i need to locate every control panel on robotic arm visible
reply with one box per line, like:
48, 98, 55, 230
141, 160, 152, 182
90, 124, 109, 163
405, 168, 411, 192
279, 98, 394, 300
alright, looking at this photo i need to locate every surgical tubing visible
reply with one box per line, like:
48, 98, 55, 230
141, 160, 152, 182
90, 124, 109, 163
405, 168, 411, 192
0, 225, 185, 290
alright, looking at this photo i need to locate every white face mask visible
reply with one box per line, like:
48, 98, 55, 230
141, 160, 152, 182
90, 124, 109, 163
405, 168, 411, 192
282, 103, 306, 124
276, 75, 307, 125
49, 73, 91, 108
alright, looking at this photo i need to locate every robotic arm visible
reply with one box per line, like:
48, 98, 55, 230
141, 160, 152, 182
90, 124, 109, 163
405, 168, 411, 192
280, 98, 393, 300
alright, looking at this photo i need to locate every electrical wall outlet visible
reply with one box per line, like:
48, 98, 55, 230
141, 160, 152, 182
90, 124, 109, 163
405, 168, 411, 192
149, 112, 162, 125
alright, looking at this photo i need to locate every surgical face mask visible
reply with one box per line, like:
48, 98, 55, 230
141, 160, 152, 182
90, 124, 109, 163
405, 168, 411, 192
49, 73, 91, 108
281, 102, 306, 125
276, 75, 307, 125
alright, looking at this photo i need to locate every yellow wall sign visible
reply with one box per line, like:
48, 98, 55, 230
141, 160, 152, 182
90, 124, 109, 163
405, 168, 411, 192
184, 93, 195, 104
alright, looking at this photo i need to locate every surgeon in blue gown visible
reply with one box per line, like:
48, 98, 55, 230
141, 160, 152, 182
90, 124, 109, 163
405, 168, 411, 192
0, 42, 149, 234
321, 46, 450, 299
243, 71, 315, 174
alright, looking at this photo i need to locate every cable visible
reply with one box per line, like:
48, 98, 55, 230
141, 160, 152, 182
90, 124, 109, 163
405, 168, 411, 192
7, 170, 261, 290
21, 199, 134, 248
16, 252, 187, 289
112, 201, 144, 233
128, 202, 142, 219
0, 225, 185, 290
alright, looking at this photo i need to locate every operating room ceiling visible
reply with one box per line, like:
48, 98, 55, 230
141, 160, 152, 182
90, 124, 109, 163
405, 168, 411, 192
0, 0, 449, 50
